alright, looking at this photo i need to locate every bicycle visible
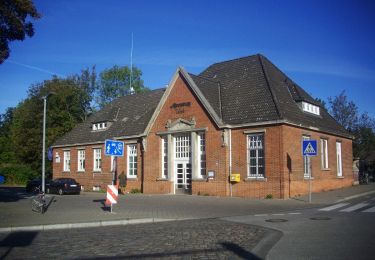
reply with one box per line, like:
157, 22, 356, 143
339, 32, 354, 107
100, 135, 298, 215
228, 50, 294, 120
31, 187, 46, 214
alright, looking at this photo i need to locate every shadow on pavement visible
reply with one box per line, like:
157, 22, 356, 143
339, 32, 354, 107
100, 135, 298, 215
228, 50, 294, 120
93, 199, 111, 212
0, 186, 30, 203
0, 231, 38, 259
221, 242, 261, 259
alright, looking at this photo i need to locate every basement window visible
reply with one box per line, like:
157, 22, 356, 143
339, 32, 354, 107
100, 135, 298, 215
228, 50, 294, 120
302, 102, 320, 116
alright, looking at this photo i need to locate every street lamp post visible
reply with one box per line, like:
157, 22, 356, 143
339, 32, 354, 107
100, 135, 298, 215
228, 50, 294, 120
42, 96, 47, 193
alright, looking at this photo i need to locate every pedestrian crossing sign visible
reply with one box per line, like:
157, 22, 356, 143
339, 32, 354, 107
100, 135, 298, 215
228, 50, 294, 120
302, 140, 317, 156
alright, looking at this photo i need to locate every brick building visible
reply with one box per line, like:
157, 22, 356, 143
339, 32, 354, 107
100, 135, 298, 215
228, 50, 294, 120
52, 54, 353, 198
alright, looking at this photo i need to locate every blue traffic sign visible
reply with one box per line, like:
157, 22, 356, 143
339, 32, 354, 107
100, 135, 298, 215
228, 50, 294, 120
302, 140, 318, 156
105, 140, 124, 156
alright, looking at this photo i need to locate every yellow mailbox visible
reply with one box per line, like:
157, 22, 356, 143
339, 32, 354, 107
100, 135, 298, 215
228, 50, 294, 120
230, 173, 241, 183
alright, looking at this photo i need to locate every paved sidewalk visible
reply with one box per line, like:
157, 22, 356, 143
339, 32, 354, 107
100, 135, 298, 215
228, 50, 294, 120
0, 183, 374, 231
292, 182, 375, 204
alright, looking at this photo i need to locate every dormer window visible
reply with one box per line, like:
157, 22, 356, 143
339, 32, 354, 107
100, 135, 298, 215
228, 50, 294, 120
302, 102, 320, 116
92, 122, 108, 131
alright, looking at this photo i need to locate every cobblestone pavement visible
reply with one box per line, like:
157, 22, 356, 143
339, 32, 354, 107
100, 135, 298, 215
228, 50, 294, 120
0, 219, 267, 260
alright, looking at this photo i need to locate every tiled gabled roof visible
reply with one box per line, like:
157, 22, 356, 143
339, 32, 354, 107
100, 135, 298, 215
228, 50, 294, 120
52, 88, 165, 147
54, 54, 350, 147
191, 54, 350, 137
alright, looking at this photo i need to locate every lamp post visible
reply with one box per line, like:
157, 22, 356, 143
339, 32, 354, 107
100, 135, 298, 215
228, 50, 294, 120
41, 92, 55, 193
42, 96, 47, 193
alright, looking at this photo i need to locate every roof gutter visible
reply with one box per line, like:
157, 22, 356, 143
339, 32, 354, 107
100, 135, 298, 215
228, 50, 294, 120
51, 134, 145, 149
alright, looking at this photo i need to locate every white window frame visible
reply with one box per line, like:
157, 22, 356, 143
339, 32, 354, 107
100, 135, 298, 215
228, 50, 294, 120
302, 101, 320, 115
247, 133, 265, 178
63, 151, 70, 172
175, 134, 191, 159
198, 132, 206, 178
92, 122, 108, 131
93, 148, 102, 172
127, 144, 137, 178
320, 139, 329, 169
303, 136, 311, 178
336, 142, 343, 177
77, 150, 85, 172
161, 136, 168, 179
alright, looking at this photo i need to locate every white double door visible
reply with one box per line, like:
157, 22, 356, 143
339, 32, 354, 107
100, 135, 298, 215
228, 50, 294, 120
175, 161, 192, 194
174, 134, 192, 194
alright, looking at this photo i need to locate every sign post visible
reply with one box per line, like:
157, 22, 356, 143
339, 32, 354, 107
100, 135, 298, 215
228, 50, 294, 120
104, 139, 124, 212
302, 140, 317, 203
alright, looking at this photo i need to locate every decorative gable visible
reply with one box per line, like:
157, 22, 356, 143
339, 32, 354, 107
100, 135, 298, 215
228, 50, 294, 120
166, 117, 196, 131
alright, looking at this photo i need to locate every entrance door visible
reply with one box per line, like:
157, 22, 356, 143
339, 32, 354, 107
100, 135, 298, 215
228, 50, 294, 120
175, 162, 192, 194
174, 134, 191, 194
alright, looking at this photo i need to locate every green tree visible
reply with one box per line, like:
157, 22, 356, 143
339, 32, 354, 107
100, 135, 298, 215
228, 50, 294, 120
0, 0, 41, 64
95, 65, 148, 108
0, 107, 17, 165
7, 68, 96, 176
328, 91, 375, 160
328, 91, 358, 132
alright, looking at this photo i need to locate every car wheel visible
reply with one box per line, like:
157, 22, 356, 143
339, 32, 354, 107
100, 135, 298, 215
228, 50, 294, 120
58, 188, 63, 195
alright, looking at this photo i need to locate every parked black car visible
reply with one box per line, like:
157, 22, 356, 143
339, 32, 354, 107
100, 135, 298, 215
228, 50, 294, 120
46, 178, 81, 195
26, 179, 51, 193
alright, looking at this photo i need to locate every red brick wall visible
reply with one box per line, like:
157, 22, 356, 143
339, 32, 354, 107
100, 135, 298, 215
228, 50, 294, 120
52, 73, 354, 199
144, 73, 228, 195
52, 141, 143, 193
230, 125, 284, 198
281, 125, 353, 197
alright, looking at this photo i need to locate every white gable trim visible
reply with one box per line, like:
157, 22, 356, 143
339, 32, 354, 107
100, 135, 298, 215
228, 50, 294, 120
143, 67, 223, 136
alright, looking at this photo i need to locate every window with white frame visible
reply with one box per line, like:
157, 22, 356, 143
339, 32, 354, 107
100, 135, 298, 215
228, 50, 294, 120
93, 148, 102, 171
175, 134, 191, 159
198, 133, 206, 177
336, 142, 342, 177
63, 151, 70, 172
247, 133, 265, 178
127, 145, 137, 178
303, 136, 311, 178
302, 102, 320, 115
92, 122, 108, 131
77, 150, 85, 171
320, 139, 329, 169
161, 136, 168, 179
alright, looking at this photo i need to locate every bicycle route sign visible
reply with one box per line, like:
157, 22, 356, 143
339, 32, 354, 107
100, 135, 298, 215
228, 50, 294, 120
302, 140, 317, 156
105, 140, 124, 156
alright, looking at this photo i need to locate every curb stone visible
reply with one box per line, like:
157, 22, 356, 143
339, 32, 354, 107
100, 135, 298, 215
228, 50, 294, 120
0, 218, 188, 233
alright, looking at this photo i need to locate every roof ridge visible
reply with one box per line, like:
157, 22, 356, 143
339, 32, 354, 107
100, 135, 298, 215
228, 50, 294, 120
199, 53, 262, 75
189, 73, 220, 84
258, 54, 283, 119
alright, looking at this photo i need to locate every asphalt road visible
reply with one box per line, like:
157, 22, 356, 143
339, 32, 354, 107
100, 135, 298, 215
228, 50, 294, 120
224, 193, 375, 259
0, 185, 374, 259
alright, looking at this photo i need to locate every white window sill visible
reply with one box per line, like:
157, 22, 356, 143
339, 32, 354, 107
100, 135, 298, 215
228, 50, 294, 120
321, 168, 331, 171
156, 177, 169, 181
337, 176, 344, 179
127, 177, 138, 181
93, 170, 102, 173
245, 177, 267, 182
304, 176, 314, 180
63, 171, 70, 173
77, 170, 85, 173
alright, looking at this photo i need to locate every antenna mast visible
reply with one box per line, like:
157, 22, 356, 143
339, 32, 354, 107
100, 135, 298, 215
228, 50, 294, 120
130, 33, 134, 94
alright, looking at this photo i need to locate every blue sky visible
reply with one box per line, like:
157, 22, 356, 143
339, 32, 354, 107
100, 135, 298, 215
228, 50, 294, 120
1, 0, 374, 117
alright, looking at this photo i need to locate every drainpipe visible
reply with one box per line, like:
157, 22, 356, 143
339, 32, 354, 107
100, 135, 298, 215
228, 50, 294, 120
229, 129, 232, 197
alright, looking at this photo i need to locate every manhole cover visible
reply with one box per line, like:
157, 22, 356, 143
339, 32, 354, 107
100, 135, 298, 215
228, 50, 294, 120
310, 217, 331, 220
265, 219, 288, 223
